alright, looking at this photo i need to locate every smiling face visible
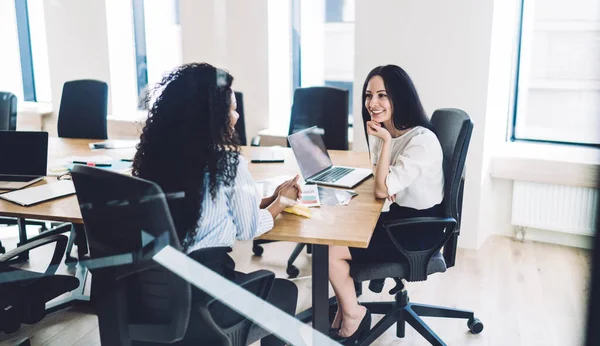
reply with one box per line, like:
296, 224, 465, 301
365, 75, 393, 123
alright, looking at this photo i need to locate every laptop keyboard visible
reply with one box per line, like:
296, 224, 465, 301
312, 167, 354, 183
0, 175, 39, 182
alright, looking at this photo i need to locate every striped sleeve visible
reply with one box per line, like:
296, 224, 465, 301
230, 157, 274, 241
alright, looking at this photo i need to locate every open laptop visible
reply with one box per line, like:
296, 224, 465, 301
287, 126, 372, 188
0, 131, 48, 190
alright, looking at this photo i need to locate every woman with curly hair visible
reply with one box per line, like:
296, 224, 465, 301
132, 62, 300, 345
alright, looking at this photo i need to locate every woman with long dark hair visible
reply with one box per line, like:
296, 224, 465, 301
132, 62, 300, 346
328, 65, 445, 343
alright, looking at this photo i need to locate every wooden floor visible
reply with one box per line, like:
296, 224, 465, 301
0, 228, 591, 346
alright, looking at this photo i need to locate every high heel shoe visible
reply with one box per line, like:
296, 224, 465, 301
331, 308, 371, 345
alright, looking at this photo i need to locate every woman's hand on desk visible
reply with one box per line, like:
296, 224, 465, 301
272, 175, 302, 201
277, 175, 301, 206
265, 175, 302, 219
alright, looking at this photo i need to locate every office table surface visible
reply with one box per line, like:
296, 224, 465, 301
0, 138, 384, 248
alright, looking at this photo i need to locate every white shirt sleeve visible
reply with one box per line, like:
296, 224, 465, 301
230, 157, 274, 241
385, 133, 439, 196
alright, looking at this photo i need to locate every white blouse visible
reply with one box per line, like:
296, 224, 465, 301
369, 126, 444, 210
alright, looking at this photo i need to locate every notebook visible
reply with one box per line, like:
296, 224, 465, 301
0, 180, 76, 207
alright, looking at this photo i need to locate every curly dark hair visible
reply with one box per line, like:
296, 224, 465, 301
132, 62, 240, 249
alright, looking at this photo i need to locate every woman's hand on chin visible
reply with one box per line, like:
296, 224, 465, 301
366, 121, 391, 143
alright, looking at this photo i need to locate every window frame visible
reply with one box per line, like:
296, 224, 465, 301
132, 0, 149, 110
509, 0, 600, 148
14, 0, 36, 102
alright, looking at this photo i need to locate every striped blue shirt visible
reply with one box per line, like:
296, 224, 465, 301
186, 156, 274, 253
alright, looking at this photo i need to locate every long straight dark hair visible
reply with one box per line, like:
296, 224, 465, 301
361, 65, 435, 142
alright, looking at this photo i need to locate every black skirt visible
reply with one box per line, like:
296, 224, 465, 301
349, 203, 444, 263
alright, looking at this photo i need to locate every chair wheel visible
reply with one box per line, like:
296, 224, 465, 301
0, 245, 5, 254
65, 256, 78, 266
286, 265, 300, 278
467, 317, 484, 334
252, 245, 264, 256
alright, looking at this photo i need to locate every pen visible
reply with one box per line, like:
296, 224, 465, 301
72, 161, 112, 167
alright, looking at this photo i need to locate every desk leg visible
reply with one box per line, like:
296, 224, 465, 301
312, 244, 329, 337
16, 218, 29, 262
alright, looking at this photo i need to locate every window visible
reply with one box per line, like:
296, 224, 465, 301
0, 0, 50, 103
297, 0, 355, 125
132, 0, 182, 109
267, 0, 293, 134
512, 0, 600, 146
267, 0, 355, 134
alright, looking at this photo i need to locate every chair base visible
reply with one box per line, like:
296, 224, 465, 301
355, 289, 483, 346
15, 338, 31, 346
252, 240, 311, 278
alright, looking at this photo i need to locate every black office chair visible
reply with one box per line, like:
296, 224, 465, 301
57, 79, 108, 139
252, 86, 350, 277
71, 165, 287, 346
0, 92, 17, 131
0, 234, 80, 336
234, 91, 247, 146
344, 108, 482, 345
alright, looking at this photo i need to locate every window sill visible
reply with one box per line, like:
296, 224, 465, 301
490, 141, 600, 188
107, 110, 148, 123
258, 126, 355, 143
17, 101, 53, 117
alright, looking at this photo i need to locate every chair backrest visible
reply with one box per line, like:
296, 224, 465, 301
0, 92, 17, 131
71, 165, 193, 345
288, 86, 349, 150
57, 79, 108, 139
430, 109, 473, 222
234, 91, 247, 146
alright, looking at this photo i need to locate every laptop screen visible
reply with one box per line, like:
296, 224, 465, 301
0, 131, 48, 176
287, 126, 333, 179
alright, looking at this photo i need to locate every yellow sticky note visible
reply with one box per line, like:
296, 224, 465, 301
283, 204, 312, 218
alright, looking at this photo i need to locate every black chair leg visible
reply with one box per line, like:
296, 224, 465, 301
397, 309, 406, 338
73, 224, 88, 259
286, 243, 305, 278
357, 311, 396, 346
410, 303, 474, 320
15, 338, 31, 346
360, 302, 394, 315
0, 239, 5, 254
404, 308, 446, 346
306, 244, 312, 254
355, 280, 362, 297
65, 225, 77, 265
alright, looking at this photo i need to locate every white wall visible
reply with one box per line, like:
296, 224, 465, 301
479, 0, 523, 242
42, 0, 113, 136
354, 0, 498, 249
180, 0, 270, 143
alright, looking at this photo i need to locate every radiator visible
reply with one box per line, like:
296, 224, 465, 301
511, 181, 598, 236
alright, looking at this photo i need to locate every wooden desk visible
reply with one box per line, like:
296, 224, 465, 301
0, 137, 384, 336
0, 138, 382, 248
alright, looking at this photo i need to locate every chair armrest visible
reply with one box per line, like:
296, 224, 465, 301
204, 270, 275, 307
382, 216, 457, 230
381, 216, 457, 282
17, 223, 72, 246
0, 234, 68, 276
251, 135, 261, 147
